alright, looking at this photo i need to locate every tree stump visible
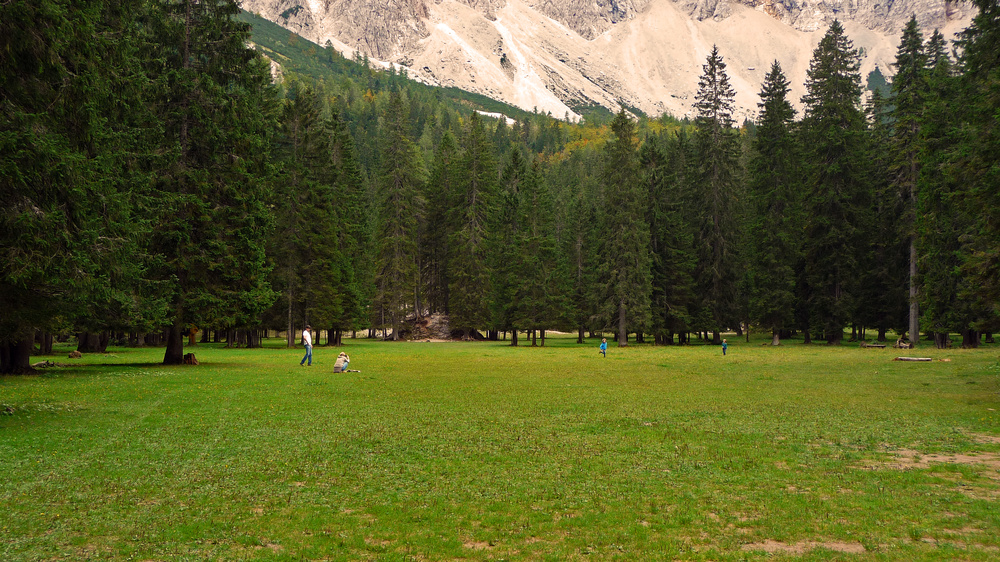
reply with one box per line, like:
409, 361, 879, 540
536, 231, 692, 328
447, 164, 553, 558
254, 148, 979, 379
183, 353, 199, 365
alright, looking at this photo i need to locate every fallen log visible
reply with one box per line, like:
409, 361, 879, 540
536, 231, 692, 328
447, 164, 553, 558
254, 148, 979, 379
893, 357, 932, 362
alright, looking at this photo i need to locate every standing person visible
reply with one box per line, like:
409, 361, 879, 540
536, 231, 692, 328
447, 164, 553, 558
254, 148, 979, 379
300, 325, 313, 366
722, 339, 728, 356
599, 338, 607, 357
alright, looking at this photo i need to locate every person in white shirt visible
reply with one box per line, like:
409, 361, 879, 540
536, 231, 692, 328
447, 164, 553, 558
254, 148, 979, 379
300, 325, 313, 366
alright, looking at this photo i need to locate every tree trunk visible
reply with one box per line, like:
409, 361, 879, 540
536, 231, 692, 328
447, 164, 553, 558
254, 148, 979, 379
531, 329, 537, 347
77, 332, 101, 353
511, 330, 519, 347
286, 289, 294, 347
962, 329, 980, 349
712, 330, 721, 345
1, 338, 34, 374
164, 321, 184, 365
933, 332, 949, 349
577, 327, 584, 344
38, 331, 54, 355
540, 329, 546, 346
803, 330, 812, 344
617, 302, 628, 347
909, 222, 919, 349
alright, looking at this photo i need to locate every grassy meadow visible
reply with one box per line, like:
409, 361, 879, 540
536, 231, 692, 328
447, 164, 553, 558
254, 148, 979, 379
1, 334, 999, 560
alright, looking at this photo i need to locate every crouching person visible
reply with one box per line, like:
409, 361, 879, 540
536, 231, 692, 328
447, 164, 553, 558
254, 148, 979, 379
334, 352, 351, 373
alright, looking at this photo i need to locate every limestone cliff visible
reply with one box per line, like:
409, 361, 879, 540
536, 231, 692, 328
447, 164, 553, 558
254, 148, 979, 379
239, 0, 975, 119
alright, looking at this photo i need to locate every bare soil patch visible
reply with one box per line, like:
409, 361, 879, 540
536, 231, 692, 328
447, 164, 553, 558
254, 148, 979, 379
871, 449, 1000, 471
742, 539, 866, 554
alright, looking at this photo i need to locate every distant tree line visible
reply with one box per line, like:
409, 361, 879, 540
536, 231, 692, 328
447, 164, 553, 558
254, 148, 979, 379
3, 0, 999, 372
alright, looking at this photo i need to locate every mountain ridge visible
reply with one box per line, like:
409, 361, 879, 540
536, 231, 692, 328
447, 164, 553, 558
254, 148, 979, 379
240, 0, 974, 120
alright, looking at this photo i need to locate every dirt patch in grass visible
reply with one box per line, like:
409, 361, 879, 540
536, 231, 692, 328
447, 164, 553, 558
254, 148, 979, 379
969, 432, 1000, 445
742, 539, 866, 554
464, 540, 493, 550
878, 449, 1000, 471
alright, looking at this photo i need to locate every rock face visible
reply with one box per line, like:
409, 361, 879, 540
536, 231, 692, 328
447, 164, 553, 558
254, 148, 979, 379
241, 0, 975, 119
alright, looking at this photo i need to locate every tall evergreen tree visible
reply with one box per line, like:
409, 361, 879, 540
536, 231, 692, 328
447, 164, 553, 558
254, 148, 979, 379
147, 0, 279, 364
916, 30, 971, 348
798, 21, 869, 343
489, 145, 528, 344
1, 0, 149, 372
748, 61, 800, 345
269, 81, 346, 346
692, 46, 744, 344
518, 159, 571, 345
327, 108, 372, 343
889, 16, 929, 345
599, 109, 651, 346
448, 112, 498, 336
861, 89, 909, 341
954, 0, 1000, 337
423, 130, 459, 314
375, 88, 424, 339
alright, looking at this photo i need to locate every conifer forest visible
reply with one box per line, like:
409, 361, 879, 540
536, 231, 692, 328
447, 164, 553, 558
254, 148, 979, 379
3, 0, 1000, 372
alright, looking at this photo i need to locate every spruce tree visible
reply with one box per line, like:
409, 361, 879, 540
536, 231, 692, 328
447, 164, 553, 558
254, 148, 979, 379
692, 46, 744, 344
599, 109, 651, 346
328, 109, 372, 343
518, 159, 570, 345
798, 21, 869, 343
916, 30, 969, 348
1, 0, 148, 372
748, 61, 800, 345
489, 146, 528, 344
375, 88, 425, 339
954, 0, 1000, 336
423, 130, 460, 314
889, 16, 929, 345
861, 89, 909, 341
448, 112, 498, 336
146, 0, 279, 364
269, 81, 347, 346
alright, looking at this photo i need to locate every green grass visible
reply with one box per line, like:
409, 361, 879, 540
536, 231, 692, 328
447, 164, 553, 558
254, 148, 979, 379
2, 335, 999, 560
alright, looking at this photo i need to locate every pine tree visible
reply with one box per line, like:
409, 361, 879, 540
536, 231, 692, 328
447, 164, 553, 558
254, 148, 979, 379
489, 146, 528, 344
599, 108, 651, 346
748, 61, 800, 345
422, 130, 459, 314
953, 0, 1000, 339
328, 109, 372, 343
0, 0, 149, 372
375, 88, 425, 339
861, 89, 908, 341
518, 159, 571, 345
889, 16, 929, 345
692, 46, 744, 344
916, 30, 969, 348
550, 150, 603, 344
268, 81, 348, 346
798, 21, 869, 343
146, 0, 279, 364
448, 112, 498, 336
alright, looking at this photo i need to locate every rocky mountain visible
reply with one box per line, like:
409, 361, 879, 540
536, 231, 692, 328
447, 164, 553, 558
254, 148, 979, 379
240, 0, 974, 121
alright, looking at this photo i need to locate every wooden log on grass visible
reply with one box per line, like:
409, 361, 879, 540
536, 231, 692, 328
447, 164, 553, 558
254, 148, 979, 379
893, 357, 932, 362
